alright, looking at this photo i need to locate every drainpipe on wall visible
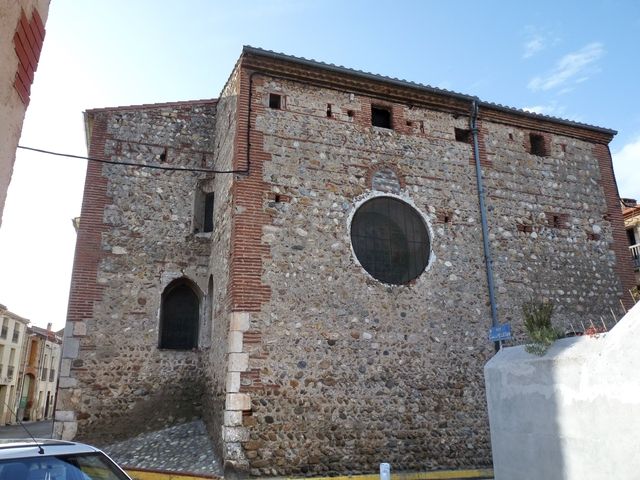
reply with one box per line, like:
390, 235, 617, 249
470, 100, 501, 352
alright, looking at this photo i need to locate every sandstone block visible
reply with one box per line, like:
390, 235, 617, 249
226, 393, 251, 411
228, 330, 243, 353
224, 410, 243, 426
62, 338, 79, 359
73, 322, 87, 336
55, 410, 76, 422
228, 352, 248, 372
223, 426, 249, 442
230, 312, 250, 332
226, 372, 241, 392
58, 377, 78, 388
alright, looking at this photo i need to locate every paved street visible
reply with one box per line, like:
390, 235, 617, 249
0, 419, 53, 439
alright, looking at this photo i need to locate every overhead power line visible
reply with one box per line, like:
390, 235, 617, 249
17, 145, 247, 174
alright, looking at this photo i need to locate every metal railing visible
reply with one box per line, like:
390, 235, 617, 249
631, 243, 640, 269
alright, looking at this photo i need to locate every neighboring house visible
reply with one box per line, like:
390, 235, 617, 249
17, 324, 61, 422
622, 198, 640, 288
0, 0, 50, 227
0, 305, 29, 424
56, 47, 635, 476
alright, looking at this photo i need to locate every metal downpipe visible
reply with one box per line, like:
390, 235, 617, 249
470, 100, 501, 352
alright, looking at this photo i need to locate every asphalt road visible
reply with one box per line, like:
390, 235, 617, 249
0, 420, 53, 439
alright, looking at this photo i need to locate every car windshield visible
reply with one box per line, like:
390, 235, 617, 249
0, 452, 130, 480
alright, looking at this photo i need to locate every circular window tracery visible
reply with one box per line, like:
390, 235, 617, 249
350, 196, 431, 285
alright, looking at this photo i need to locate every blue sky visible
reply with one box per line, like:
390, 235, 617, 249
1, 0, 639, 329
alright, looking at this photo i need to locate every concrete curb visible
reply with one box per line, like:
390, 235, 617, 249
124, 468, 493, 480
125, 467, 221, 480
272, 470, 494, 480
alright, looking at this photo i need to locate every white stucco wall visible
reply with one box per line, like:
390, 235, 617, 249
485, 302, 640, 480
0, 0, 50, 227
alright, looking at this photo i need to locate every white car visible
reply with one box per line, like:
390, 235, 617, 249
0, 439, 132, 480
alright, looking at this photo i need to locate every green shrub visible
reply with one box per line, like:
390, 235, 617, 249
522, 300, 561, 355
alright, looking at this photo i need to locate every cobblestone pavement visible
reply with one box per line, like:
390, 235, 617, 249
103, 420, 222, 476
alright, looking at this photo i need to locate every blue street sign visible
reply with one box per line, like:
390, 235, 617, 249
489, 323, 512, 342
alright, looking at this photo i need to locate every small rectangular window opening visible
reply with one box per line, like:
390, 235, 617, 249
530, 133, 547, 156
371, 106, 392, 129
269, 93, 282, 110
455, 128, 471, 143
347, 109, 355, 118
203, 192, 215, 233
326, 104, 332, 118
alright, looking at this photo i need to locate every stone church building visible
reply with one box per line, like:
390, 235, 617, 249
56, 47, 635, 475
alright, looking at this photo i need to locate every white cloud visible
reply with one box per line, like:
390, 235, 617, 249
523, 36, 545, 59
522, 101, 568, 117
613, 136, 640, 201
528, 42, 604, 91
522, 27, 560, 59
523, 104, 557, 115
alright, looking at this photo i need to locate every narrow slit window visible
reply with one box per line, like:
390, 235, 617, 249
203, 193, 214, 233
269, 93, 282, 110
371, 106, 392, 129
194, 186, 214, 234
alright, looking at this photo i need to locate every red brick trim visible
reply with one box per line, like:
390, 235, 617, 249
544, 211, 570, 229
228, 70, 272, 312
65, 115, 110, 326
469, 119, 492, 168
593, 143, 636, 307
364, 164, 406, 191
12, 8, 46, 106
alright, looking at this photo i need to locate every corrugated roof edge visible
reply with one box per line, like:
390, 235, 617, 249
242, 46, 617, 136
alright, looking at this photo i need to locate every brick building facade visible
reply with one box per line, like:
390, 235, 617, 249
56, 47, 635, 476
0, 0, 49, 227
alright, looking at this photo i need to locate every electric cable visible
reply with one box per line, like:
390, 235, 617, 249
17, 145, 247, 174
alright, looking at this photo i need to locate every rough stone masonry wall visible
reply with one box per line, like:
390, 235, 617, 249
239, 76, 493, 475
481, 124, 627, 340
202, 66, 239, 459
56, 101, 217, 444
233, 74, 627, 476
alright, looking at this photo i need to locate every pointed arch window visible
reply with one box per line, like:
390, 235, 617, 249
159, 279, 200, 350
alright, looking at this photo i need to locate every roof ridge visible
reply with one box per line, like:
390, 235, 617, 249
242, 46, 616, 135
85, 98, 218, 114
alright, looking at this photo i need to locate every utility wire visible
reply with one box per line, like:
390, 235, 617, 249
17, 145, 247, 174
